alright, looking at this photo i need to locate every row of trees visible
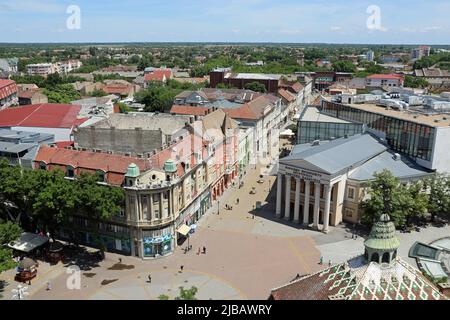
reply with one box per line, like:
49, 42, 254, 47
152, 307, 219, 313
0, 160, 125, 244
361, 170, 450, 228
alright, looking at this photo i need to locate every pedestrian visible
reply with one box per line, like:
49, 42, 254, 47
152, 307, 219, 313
329, 260, 332, 267
148, 274, 152, 283
319, 256, 323, 265
46, 282, 52, 291
119, 258, 122, 263
203, 246, 206, 254
236, 198, 240, 205
180, 265, 184, 272
197, 247, 201, 255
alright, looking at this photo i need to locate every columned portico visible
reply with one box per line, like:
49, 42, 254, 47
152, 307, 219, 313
274, 170, 340, 232
313, 182, 320, 229
284, 177, 291, 220
323, 184, 332, 233
276, 173, 282, 218
293, 178, 301, 223
303, 181, 310, 225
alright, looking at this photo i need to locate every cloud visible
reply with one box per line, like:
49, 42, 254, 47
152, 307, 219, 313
0, 0, 65, 13
330, 26, 342, 31
279, 29, 303, 35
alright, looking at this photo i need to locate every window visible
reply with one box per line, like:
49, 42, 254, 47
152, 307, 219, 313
39, 162, 47, 170
347, 187, 355, 200
344, 208, 354, 218
96, 170, 106, 182
66, 166, 75, 178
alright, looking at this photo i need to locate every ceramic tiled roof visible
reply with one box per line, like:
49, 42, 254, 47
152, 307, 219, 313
270, 256, 447, 300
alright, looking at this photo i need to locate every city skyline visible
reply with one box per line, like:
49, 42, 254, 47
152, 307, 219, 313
1, 0, 450, 44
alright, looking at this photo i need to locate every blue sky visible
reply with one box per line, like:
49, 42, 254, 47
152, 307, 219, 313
0, 0, 449, 44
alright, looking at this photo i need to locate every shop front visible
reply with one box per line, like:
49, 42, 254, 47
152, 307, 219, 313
142, 226, 174, 259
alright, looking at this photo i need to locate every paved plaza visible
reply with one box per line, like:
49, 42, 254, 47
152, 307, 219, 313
1, 164, 450, 300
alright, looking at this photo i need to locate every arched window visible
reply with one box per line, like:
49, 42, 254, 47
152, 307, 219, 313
382, 252, 390, 263
371, 252, 379, 263
66, 165, 75, 178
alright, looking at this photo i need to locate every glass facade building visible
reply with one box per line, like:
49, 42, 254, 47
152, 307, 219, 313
322, 101, 435, 161
298, 121, 363, 144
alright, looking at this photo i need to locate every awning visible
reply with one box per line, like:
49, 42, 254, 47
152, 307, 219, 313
8, 232, 49, 253
177, 224, 191, 237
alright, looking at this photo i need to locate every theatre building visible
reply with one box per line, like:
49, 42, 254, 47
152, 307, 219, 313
276, 134, 431, 232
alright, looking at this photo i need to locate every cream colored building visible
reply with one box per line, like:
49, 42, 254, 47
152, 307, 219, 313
276, 134, 432, 232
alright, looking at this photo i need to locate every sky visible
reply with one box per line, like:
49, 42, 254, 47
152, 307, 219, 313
0, 0, 450, 44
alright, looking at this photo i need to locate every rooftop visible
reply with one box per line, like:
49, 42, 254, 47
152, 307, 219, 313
300, 106, 352, 124
324, 97, 450, 127
0, 104, 84, 129
283, 134, 387, 175
89, 113, 193, 135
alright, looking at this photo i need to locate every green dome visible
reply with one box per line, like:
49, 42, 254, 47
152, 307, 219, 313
364, 214, 400, 251
164, 159, 177, 173
125, 163, 140, 178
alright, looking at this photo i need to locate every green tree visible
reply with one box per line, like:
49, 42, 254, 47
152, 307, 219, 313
0, 222, 22, 245
244, 81, 267, 93
332, 60, 356, 73
404, 75, 429, 88
158, 294, 170, 300
0, 222, 22, 273
360, 170, 426, 227
90, 89, 108, 97
426, 174, 450, 221
175, 286, 198, 300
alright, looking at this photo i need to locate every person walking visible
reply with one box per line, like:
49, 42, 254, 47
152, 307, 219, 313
197, 247, 201, 255
46, 282, 52, 291
148, 274, 152, 283
203, 246, 206, 254
180, 265, 184, 273
329, 260, 332, 267
319, 256, 323, 265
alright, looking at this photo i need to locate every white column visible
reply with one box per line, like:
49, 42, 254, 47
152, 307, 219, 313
293, 178, 301, 223
284, 176, 291, 220
323, 184, 332, 233
313, 183, 320, 229
303, 181, 310, 225
276, 174, 282, 217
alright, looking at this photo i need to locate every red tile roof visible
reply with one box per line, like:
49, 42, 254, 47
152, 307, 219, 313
34, 145, 153, 186
0, 79, 18, 100
0, 103, 82, 128
144, 69, 172, 82
278, 89, 296, 103
170, 105, 210, 116
367, 74, 404, 80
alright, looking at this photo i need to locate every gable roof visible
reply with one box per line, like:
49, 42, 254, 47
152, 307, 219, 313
0, 104, 82, 128
144, 69, 172, 82
0, 79, 18, 100
34, 145, 152, 186
281, 134, 387, 175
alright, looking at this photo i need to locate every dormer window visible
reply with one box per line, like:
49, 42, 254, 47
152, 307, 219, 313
66, 166, 75, 178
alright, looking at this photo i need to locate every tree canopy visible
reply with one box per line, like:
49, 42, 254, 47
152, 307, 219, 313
244, 81, 267, 93
360, 170, 428, 227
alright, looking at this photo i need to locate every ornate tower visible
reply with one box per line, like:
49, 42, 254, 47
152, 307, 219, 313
364, 214, 400, 265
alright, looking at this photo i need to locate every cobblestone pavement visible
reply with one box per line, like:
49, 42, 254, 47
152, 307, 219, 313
2, 163, 449, 300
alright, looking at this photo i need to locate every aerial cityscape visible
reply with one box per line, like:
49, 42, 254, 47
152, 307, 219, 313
1, 0, 450, 308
